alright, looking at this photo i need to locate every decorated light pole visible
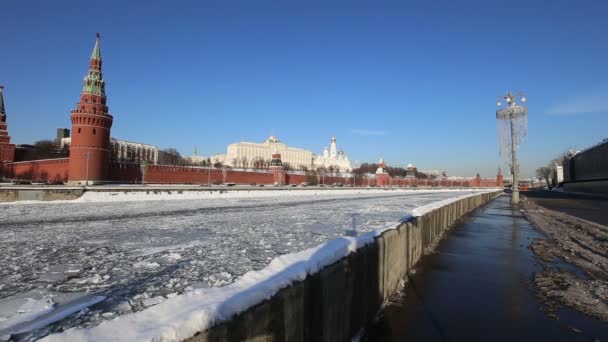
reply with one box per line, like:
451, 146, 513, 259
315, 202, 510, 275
496, 91, 528, 204
140, 160, 148, 185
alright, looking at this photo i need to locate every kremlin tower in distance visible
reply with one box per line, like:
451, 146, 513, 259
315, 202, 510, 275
269, 148, 285, 185
0, 85, 16, 164
68, 33, 114, 185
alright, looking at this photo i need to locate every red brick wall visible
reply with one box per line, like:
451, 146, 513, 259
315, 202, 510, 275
3, 158, 69, 183
285, 173, 307, 185
1, 160, 503, 188
108, 163, 276, 185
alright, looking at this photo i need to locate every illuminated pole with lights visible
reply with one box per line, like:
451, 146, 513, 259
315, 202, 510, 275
496, 91, 528, 204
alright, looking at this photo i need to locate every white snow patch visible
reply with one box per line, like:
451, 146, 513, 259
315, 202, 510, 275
0, 294, 54, 332
0, 291, 105, 337
133, 261, 160, 269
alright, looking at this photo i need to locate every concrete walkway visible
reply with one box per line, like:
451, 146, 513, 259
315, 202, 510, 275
364, 194, 607, 341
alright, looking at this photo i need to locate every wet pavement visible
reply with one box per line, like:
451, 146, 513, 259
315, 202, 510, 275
523, 189, 608, 226
364, 194, 608, 341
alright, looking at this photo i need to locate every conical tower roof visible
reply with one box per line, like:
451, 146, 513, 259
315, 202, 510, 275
91, 33, 101, 60
0, 85, 5, 116
82, 33, 106, 96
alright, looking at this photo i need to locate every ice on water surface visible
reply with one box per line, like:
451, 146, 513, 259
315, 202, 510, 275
0, 189, 478, 339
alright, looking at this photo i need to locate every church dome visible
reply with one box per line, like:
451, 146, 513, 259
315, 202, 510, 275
266, 135, 280, 143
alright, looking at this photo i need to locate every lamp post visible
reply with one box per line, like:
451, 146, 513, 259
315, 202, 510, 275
140, 160, 148, 185
84, 152, 93, 186
496, 91, 528, 204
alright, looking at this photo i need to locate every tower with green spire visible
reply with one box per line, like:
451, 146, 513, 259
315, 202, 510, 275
0, 85, 16, 164
68, 33, 114, 184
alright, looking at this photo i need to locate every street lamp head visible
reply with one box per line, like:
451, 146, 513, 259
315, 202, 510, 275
497, 101, 502, 107
505, 97, 512, 103
520, 96, 526, 103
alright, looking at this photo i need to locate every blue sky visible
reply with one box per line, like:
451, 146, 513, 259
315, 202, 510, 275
2, 0, 607, 177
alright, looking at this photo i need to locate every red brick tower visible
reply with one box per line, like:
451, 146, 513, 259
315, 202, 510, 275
0, 85, 16, 164
375, 158, 390, 187
68, 33, 114, 185
269, 149, 285, 185
474, 173, 482, 187
496, 168, 504, 187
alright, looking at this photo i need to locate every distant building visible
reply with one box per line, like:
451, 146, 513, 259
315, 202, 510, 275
55, 128, 70, 145
562, 138, 608, 194
405, 163, 417, 178
420, 169, 441, 178
61, 137, 159, 164
554, 164, 564, 183
210, 135, 352, 171
312, 137, 352, 172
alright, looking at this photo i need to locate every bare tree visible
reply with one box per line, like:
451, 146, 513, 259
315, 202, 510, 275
21, 140, 69, 161
240, 156, 249, 169
158, 148, 185, 165
536, 166, 553, 189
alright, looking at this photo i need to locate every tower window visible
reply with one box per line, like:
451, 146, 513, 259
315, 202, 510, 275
78, 128, 81, 134
93, 129, 96, 135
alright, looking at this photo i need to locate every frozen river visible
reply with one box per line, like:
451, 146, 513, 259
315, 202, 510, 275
0, 189, 479, 340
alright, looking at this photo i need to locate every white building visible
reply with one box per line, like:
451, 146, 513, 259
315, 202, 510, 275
210, 136, 313, 169
554, 164, 564, 183
210, 135, 352, 171
60, 137, 159, 164
312, 137, 352, 172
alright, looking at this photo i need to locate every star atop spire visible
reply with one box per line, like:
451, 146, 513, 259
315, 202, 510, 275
91, 33, 101, 60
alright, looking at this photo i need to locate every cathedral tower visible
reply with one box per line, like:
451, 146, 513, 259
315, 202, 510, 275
0, 85, 16, 163
330, 136, 337, 159
68, 33, 114, 184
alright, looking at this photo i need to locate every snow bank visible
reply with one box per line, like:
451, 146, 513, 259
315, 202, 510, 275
41, 189, 497, 342
73, 188, 484, 203
0, 187, 487, 206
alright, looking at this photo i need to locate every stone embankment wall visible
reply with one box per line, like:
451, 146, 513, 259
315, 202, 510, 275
0, 188, 83, 202
186, 190, 502, 342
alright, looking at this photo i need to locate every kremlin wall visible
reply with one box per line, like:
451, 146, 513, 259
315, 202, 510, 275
0, 35, 502, 188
